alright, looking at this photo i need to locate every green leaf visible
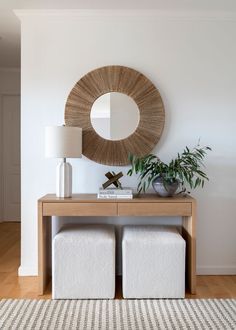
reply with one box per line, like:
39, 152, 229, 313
127, 144, 211, 193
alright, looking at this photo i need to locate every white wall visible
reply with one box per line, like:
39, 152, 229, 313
0, 68, 20, 222
17, 10, 236, 276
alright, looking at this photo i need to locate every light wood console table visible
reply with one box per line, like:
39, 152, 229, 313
38, 194, 196, 295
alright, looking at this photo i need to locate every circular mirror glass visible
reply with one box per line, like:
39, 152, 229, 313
90, 92, 140, 140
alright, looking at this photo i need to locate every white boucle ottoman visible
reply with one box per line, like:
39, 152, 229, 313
52, 224, 115, 299
122, 226, 186, 299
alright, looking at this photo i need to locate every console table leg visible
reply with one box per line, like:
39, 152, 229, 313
182, 200, 196, 294
38, 201, 51, 295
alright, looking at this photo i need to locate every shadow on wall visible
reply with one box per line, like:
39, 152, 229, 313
52, 160, 236, 275
52, 216, 182, 275
193, 161, 236, 273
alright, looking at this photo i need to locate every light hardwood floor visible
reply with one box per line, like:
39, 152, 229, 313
1, 222, 236, 299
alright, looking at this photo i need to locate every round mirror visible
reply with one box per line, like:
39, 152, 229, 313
65, 65, 165, 165
90, 92, 140, 140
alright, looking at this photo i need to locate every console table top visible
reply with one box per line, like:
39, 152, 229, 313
39, 193, 195, 203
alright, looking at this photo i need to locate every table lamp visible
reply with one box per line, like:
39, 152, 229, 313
45, 126, 82, 197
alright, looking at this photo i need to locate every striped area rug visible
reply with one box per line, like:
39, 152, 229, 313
0, 299, 235, 329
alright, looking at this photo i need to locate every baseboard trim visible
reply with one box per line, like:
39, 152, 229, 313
18, 265, 38, 276
197, 266, 236, 275
18, 265, 236, 276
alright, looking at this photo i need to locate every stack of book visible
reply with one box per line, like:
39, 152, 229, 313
98, 187, 133, 199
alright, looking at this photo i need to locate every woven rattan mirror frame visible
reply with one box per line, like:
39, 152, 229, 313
65, 65, 165, 166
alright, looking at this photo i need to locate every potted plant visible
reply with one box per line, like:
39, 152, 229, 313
127, 144, 211, 196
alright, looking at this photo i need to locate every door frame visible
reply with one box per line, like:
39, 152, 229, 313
0, 93, 21, 222
0, 94, 3, 222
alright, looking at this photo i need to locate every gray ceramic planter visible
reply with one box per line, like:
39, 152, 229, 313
152, 176, 179, 197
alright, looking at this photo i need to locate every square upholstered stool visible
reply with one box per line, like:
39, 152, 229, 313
52, 224, 115, 299
122, 225, 186, 299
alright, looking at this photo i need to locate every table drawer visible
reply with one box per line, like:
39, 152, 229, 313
43, 202, 117, 216
118, 202, 192, 216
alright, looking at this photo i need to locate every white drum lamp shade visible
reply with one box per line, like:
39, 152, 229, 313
45, 126, 82, 159
45, 126, 82, 198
